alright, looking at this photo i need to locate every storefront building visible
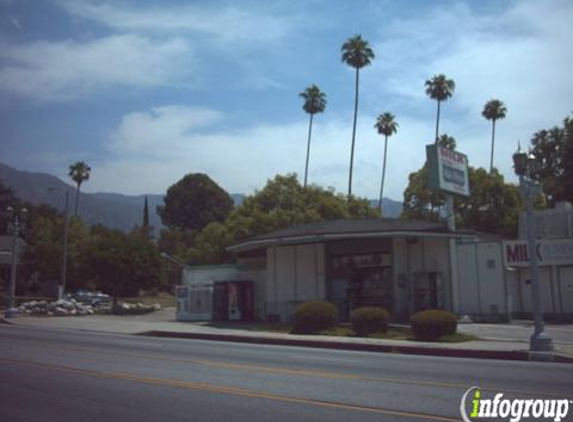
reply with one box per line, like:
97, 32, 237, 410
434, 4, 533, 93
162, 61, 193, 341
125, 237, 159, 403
226, 219, 477, 322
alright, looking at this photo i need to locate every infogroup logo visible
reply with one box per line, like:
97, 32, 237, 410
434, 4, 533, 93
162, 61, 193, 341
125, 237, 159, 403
460, 387, 571, 422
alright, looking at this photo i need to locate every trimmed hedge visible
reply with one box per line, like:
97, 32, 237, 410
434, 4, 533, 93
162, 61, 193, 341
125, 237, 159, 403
410, 309, 458, 341
350, 307, 390, 336
292, 301, 338, 334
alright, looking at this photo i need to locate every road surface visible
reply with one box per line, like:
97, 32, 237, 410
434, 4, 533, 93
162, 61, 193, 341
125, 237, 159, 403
0, 324, 571, 421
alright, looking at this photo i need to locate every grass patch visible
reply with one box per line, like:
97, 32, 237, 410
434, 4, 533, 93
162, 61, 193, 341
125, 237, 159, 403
436, 333, 479, 343
200, 321, 480, 343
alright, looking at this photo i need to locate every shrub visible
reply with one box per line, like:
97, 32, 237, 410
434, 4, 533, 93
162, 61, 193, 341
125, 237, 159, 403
350, 307, 390, 336
410, 309, 458, 341
292, 301, 338, 334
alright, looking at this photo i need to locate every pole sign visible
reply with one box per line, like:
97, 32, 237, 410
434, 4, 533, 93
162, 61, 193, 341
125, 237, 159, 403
503, 239, 573, 267
426, 144, 470, 197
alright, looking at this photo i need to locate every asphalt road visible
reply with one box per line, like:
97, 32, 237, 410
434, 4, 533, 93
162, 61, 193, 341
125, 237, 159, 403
1, 324, 572, 422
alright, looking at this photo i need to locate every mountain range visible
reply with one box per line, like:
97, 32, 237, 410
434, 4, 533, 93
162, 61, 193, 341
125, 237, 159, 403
0, 162, 402, 233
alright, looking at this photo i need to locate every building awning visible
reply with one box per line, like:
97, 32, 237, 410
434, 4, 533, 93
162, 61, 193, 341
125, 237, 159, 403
228, 218, 476, 253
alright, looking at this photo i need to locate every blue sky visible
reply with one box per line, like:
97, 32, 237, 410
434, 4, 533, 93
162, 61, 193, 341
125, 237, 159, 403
0, 0, 572, 201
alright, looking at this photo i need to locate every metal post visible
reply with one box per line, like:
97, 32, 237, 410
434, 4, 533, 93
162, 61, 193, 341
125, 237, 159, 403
521, 175, 553, 356
6, 222, 19, 317
446, 195, 459, 313
60, 189, 70, 300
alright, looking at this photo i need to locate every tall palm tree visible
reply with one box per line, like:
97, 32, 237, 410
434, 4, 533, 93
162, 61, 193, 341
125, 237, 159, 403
68, 161, 91, 216
341, 34, 375, 198
437, 133, 457, 151
482, 99, 507, 173
425, 74, 455, 143
299, 84, 327, 188
374, 112, 398, 211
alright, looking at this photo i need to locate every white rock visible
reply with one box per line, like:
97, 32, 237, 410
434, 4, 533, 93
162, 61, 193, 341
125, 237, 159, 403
54, 307, 69, 316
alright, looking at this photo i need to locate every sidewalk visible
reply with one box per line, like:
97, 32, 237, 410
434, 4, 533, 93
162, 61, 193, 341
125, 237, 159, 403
3, 309, 573, 363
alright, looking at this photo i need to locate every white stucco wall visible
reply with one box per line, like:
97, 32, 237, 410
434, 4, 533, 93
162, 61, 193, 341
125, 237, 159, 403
456, 241, 507, 318
266, 243, 325, 321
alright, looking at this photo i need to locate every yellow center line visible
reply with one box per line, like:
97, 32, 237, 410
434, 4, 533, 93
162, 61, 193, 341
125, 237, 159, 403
0, 336, 563, 398
0, 357, 460, 422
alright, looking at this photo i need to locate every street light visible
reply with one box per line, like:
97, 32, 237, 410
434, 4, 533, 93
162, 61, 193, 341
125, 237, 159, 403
48, 187, 70, 299
512, 143, 553, 358
4, 206, 28, 318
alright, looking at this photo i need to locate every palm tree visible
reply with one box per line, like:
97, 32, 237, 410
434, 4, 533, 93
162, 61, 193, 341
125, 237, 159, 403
374, 112, 398, 211
68, 161, 91, 216
425, 74, 455, 143
482, 99, 507, 173
437, 134, 457, 151
341, 34, 375, 198
299, 84, 327, 188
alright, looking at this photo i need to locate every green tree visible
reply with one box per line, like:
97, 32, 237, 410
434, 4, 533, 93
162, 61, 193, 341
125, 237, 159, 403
402, 165, 521, 237
299, 84, 327, 188
482, 99, 507, 173
19, 211, 90, 293
341, 34, 375, 198
191, 174, 379, 265
425, 74, 455, 143
68, 161, 91, 217
456, 168, 521, 237
84, 227, 164, 304
530, 114, 573, 204
157, 173, 233, 231
0, 180, 20, 234
374, 112, 398, 211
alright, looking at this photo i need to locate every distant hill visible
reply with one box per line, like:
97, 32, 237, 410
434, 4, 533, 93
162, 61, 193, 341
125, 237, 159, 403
0, 162, 401, 232
369, 198, 402, 218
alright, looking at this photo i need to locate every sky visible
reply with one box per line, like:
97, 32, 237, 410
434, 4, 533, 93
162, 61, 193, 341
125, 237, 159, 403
0, 0, 572, 202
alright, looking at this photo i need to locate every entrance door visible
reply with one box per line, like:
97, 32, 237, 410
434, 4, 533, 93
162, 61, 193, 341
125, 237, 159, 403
413, 272, 443, 312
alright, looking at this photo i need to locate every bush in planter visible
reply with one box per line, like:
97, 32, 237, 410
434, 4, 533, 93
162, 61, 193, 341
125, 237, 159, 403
350, 307, 390, 336
410, 309, 458, 341
292, 301, 338, 334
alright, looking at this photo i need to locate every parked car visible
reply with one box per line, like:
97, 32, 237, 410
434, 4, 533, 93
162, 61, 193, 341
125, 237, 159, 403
70, 290, 111, 307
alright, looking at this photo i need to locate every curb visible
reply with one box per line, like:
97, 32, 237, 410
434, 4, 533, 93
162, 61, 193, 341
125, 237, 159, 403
137, 330, 573, 363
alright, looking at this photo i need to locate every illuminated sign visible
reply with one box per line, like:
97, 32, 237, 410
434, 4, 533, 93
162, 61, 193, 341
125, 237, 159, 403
426, 144, 470, 197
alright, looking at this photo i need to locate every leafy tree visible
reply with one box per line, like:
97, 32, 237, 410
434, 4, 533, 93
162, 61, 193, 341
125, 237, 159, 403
341, 34, 375, 198
19, 212, 91, 294
157, 173, 233, 231
425, 74, 455, 143
157, 228, 197, 263
299, 84, 327, 188
190, 174, 379, 265
0, 180, 20, 234
374, 112, 398, 211
402, 165, 444, 221
456, 168, 521, 237
402, 165, 521, 237
530, 114, 573, 205
68, 161, 91, 217
482, 99, 507, 173
84, 227, 164, 303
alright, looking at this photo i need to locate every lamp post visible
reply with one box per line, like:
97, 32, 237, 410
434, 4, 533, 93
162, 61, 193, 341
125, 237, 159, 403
48, 187, 70, 299
5, 206, 27, 318
512, 144, 553, 358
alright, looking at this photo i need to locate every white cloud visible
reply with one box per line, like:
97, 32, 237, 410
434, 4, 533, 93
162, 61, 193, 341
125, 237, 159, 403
87, 104, 432, 203
0, 34, 194, 101
56, 0, 296, 44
